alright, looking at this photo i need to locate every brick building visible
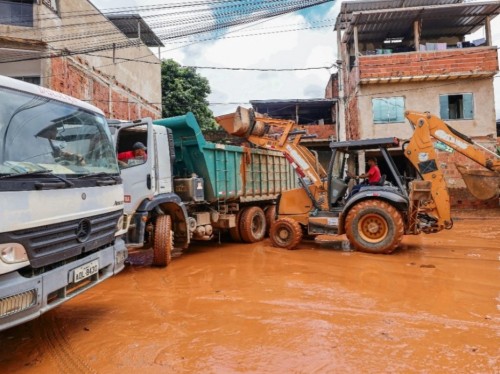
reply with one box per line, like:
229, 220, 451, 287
333, 0, 500, 208
0, 0, 162, 120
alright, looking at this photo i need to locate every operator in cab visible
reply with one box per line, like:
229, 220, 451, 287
118, 142, 147, 167
347, 157, 381, 196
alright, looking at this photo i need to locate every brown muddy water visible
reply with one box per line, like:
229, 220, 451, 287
1, 214, 499, 373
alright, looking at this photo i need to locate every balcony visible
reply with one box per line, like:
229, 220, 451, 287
357, 47, 499, 85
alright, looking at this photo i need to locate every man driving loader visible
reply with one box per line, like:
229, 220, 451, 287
347, 157, 381, 196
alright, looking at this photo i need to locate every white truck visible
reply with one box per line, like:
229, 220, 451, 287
108, 113, 298, 266
0, 75, 128, 331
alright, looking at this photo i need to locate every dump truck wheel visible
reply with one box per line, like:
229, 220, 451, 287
229, 210, 243, 242
345, 200, 403, 254
264, 205, 277, 236
153, 215, 173, 267
239, 206, 266, 243
270, 218, 303, 250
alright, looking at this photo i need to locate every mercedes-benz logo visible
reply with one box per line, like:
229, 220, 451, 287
76, 219, 91, 243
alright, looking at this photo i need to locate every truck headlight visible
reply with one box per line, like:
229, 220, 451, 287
0, 243, 28, 264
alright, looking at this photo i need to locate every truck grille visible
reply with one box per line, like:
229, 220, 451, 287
1, 211, 121, 268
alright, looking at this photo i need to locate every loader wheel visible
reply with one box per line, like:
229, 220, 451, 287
264, 205, 277, 236
239, 206, 266, 243
345, 200, 403, 254
270, 218, 303, 250
153, 215, 173, 267
229, 210, 243, 242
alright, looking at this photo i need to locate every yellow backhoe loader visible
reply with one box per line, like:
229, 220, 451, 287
216, 108, 500, 254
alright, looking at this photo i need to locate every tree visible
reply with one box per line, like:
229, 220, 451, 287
161, 59, 218, 131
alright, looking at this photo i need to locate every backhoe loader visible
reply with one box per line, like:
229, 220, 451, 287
216, 108, 499, 254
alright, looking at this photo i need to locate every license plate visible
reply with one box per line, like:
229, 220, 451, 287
73, 260, 99, 283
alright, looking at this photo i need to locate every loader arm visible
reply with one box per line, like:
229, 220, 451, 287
404, 111, 500, 229
216, 107, 329, 211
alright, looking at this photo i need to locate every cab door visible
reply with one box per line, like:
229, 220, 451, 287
115, 118, 155, 216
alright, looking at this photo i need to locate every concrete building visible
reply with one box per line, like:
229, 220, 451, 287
0, 0, 162, 120
334, 0, 500, 208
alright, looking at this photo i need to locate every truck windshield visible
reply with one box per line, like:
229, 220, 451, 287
0, 86, 119, 177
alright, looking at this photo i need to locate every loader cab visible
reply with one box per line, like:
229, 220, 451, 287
328, 137, 408, 209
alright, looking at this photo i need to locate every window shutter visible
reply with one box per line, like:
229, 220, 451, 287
439, 95, 449, 120
463, 93, 474, 120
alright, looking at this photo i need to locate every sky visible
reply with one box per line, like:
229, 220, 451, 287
92, 0, 500, 118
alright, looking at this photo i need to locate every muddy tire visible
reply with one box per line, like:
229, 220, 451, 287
264, 205, 277, 236
345, 200, 404, 254
239, 206, 266, 243
229, 210, 243, 242
270, 218, 303, 250
153, 215, 173, 267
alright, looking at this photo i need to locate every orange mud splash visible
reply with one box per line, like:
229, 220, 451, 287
1, 214, 499, 373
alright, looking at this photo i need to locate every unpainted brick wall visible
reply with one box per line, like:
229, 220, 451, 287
359, 48, 498, 79
49, 57, 161, 120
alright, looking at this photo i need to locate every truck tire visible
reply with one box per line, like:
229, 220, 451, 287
153, 215, 173, 267
229, 210, 243, 242
345, 200, 404, 254
239, 206, 266, 243
270, 218, 303, 250
264, 205, 277, 236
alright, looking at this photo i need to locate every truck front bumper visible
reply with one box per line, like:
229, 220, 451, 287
0, 238, 127, 331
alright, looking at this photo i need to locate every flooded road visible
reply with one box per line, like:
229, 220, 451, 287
1, 214, 500, 373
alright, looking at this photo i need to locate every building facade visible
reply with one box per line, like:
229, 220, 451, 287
334, 0, 500, 208
0, 0, 162, 120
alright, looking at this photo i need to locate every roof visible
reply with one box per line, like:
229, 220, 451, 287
330, 137, 400, 151
338, 1, 500, 44
106, 14, 164, 47
250, 99, 337, 125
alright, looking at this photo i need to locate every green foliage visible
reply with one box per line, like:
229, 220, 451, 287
161, 59, 218, 131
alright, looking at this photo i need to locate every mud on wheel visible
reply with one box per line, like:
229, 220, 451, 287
345, 200, 404, 254
229, 210, 243, 242
264, 205, 277, 236
239, 206, 267, 243
153, 215, 173, 267
270, 218, 303, 250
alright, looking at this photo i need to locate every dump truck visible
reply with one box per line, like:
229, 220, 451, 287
0, 76, 127, 331
109, 112, 298, 266
216, 107, 500, 254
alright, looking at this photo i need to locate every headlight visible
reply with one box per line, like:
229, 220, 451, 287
0, 243, 28, 264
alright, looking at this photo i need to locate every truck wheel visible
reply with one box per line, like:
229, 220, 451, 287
265, 205, 277, 236
345, 200, 403, 254
229, 210, 243, 242
153, 215, 173, 267
239, 206, 266, 243
270, 218, 303, 250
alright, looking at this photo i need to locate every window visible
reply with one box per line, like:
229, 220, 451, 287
372, 97, 405, 124
0, 0, 34, 27
439, 93, 474, 120
13, 76, 40, 85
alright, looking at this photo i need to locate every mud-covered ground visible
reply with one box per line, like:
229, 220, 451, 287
1, 212, 499, 373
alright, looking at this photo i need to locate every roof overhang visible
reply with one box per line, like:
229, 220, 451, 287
340, 1, 500, 44
359, 71, 496, 85
106, 14, 164, 47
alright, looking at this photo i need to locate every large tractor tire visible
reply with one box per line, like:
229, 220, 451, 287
229, 210, 243, 242
239, 206, 267, 243
264, 205, 277, 236
345, 200, 404, 254
153, 215, 173, 267
270, 218, 303, 250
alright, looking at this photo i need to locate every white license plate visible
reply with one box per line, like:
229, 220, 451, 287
73, 260, 99, 283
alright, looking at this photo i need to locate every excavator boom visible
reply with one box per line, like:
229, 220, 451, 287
405, 111, 500, 201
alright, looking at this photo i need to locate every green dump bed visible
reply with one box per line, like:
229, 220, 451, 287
154, 113, 298, 203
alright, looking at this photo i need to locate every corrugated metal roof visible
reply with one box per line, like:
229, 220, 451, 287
335, 0, 462, 30
107, 14, 164, 47
340, 1, 500, 43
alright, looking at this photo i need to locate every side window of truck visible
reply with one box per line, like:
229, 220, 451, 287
116, 126, 148, 169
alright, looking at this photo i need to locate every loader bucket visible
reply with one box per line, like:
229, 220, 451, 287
215, 106, 253, 137
215, 106, 267, 138
456, 165, 500, 200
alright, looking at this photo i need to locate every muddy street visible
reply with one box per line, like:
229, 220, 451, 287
1, 214, 499, 373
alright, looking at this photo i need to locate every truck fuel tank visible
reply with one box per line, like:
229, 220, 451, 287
174, 176, 205, 202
